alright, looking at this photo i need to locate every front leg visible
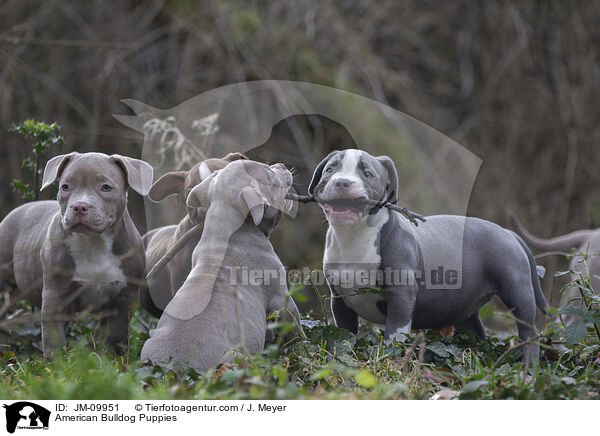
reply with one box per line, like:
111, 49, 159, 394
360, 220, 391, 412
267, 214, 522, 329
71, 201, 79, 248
330, 285, 359, 334
40, 230, 72, 358
41, 287, 67, 358
95, 286, 135, 351
383, 284, 418, 344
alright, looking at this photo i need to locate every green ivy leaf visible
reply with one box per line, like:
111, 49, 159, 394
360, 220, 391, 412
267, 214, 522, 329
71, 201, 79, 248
558, 306, 584, 317
354, 369, 377, 388
563, 322, 588, 345
584, 310, 600, 323
462, 379, 489, 393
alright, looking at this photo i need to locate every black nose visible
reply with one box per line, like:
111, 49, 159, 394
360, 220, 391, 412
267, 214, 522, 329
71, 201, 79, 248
334, 178, 353, 189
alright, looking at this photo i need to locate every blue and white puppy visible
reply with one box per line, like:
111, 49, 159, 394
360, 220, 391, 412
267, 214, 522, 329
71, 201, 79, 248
309, 149, 547, 362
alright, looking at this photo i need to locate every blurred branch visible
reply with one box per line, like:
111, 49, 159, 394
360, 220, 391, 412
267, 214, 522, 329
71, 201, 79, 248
0, 34, 138, 49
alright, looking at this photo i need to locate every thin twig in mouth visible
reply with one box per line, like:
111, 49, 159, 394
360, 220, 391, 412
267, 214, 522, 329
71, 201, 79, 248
143, 192, 426, 282
321, 197, 367, 209
284, 192, 426, 226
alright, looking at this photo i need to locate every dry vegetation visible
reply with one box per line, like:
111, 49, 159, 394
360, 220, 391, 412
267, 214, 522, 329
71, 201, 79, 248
1, 0, 599, 399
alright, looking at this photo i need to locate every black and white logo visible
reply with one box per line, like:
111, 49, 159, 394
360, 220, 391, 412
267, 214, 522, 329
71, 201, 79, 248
3, 402, 50, 434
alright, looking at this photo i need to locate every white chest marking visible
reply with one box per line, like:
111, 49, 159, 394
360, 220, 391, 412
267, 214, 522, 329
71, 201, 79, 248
324, 209, 388, 265
66, 232, 127, 287
323, 210, 390, 324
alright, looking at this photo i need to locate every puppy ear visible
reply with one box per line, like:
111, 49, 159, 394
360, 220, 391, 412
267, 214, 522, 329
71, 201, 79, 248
186, 172, 216, 208
111, 155, 154, 196
148, 171, 187, 202
308, 151, 340, 196
41, 152, 79, 190
222, 152, 248, 162
238, 186, 264, 226
376, 155, 399, 204
199, 152, 248, 180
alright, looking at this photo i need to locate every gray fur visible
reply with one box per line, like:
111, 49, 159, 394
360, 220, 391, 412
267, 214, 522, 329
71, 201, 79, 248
140, 153, 248, 317
311, 149, 547, 363
0, 152, 152, 357
141, 160, 301, 371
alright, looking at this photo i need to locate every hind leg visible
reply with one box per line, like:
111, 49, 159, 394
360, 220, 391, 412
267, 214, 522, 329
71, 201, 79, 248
0, 274, 16, 350
458, 313, 487, 338
497, 274, 540, 364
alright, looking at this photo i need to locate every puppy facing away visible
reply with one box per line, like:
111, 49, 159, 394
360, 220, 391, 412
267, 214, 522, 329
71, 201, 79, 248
141, 159, 301, 371
140, 152, 247, 317
0, 152, 153, 357
510, 213, 600, 321
309, 149, 547, 362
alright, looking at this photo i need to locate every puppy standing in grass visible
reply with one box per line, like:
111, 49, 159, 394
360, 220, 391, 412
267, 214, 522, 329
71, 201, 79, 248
141, 152, 247, 317
0, 152, 153, 357
141, 159, 302, 370
310, 149, 547, 362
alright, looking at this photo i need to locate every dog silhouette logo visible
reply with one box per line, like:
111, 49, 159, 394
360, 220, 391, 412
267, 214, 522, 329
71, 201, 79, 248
2, 402, 50, 433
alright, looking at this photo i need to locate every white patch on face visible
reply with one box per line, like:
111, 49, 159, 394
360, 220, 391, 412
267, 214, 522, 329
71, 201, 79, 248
198, 162, 212, 181
66, 232, 127, 307
330, 149, 362, 184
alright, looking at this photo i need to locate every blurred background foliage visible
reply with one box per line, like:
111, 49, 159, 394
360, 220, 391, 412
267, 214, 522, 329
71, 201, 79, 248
1, 0, 599, 313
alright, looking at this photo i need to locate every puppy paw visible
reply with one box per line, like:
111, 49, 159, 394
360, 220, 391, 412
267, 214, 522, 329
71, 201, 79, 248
384, 332, 408, 346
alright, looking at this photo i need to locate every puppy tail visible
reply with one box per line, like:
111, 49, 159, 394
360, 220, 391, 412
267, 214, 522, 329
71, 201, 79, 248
508, 210, 594, 253
511, 231, 549, 315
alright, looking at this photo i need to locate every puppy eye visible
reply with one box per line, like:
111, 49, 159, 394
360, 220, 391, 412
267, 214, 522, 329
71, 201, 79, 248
101, 184, 113, 192
325, 167, 333, 173
61, 184, 69, 191
363, 170, 372, 178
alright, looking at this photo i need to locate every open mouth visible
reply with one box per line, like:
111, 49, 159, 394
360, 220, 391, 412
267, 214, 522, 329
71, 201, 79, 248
322, 197, 367, 213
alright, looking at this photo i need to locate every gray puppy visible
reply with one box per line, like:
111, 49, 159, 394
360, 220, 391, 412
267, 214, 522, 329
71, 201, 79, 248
0, 152, 153, 357
141, 153, 247, 317
141, 160, 301, 370
310, 149, 547, 362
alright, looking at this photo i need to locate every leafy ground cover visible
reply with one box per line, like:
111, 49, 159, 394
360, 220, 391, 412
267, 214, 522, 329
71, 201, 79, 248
1, 260, 599, 400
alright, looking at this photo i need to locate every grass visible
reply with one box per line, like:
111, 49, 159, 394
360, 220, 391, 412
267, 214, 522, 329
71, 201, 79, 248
1, 309, 599, 400
2, 259, 599, 400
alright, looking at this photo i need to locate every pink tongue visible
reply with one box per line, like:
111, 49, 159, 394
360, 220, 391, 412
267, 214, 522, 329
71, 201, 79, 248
324, 203, 352, 213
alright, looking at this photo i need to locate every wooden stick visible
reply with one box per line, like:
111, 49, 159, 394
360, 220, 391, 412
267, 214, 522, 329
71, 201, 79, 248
145, 223, 204, 283
285, 192, 427, 226
144, 193, 426, 281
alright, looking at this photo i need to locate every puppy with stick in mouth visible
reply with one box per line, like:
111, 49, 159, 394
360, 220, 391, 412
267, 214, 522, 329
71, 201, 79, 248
141, 159, 302, 370
310, 149, 547, 363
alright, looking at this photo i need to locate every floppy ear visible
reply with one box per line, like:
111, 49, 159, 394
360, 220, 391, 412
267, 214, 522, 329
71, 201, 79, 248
110, 155, 154, 196
238, 186, 265, 226
148, 171, 187, 202
186, 172, 216, 208
308, 151, 340, 196
376, 155, 399, 204
41, 152, 79, 190
200, 152, 249, 180
222, 152, 248, 162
